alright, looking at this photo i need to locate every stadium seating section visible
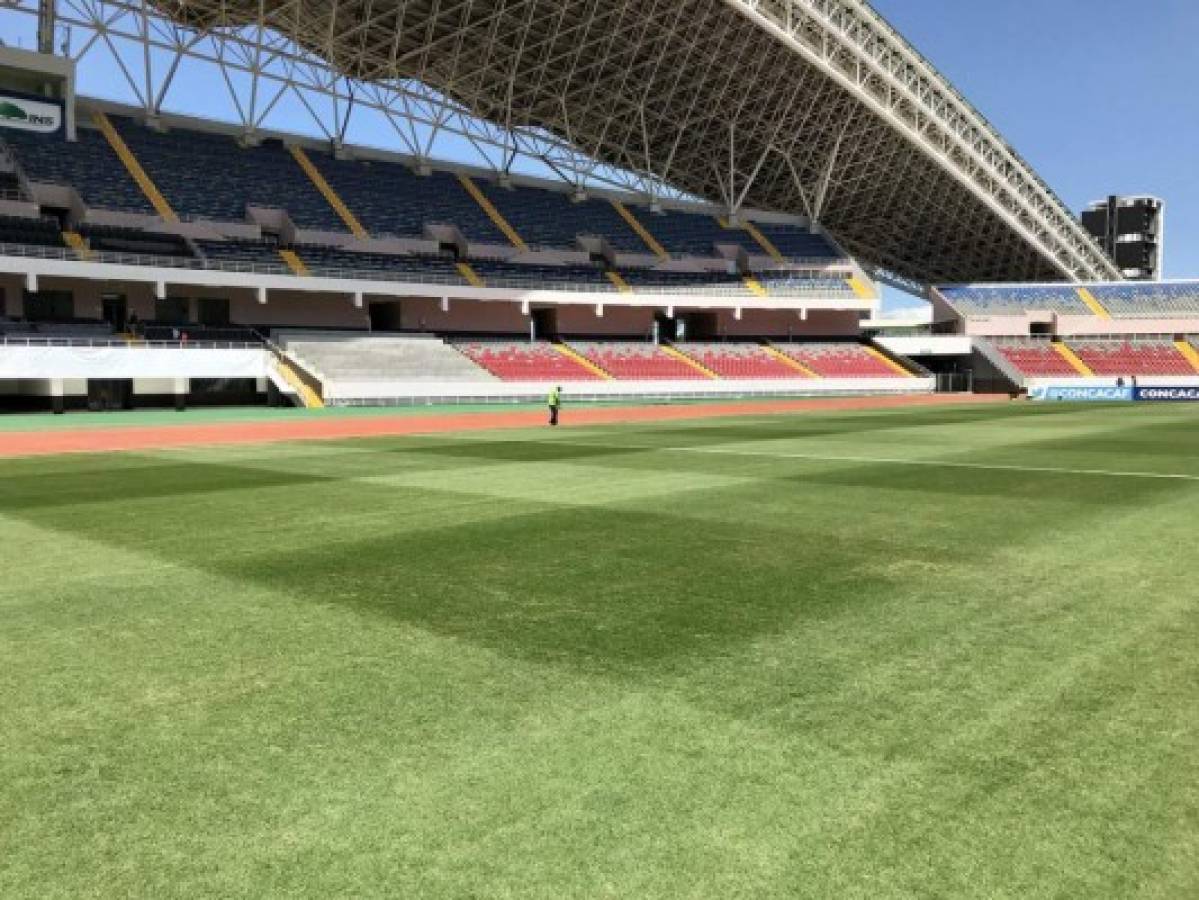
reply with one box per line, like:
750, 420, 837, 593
674, 343, 801, 378
2, 126, 153, 214
282, 334, 496, 382
570, 342, 706, 380
455, 341, 601, 381
992, 340, 1080, 377
0, 116, 858, 297
938, 285, 1092, 316
0, 215, 65, 249
1070, 340, 1197, 376
775, 342, 906, 378
480, 182, 645, 253
1088, 283, 1199, 318
112, 122, 345, 231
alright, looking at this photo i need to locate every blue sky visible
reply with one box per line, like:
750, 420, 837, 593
870, 0, 1199, 307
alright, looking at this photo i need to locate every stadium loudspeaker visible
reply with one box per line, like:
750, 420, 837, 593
257, 287, 268, 305
734, 308, 743, 320
666, 306, 674, 318
353, 293, 363, 309
440, 297, 450, 312
25, 272, 37, 293
154, 281, 165, 300
596, 304, 604, 318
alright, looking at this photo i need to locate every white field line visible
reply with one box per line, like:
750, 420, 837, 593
411, 431, 1199, 483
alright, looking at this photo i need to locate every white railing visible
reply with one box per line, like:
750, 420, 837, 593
0, 336, 261, 349
0, 241, 859, 299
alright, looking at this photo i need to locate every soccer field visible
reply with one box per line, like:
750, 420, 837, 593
2, 402, 1197, 898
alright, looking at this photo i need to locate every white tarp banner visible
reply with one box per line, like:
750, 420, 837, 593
0, 346, 270, 379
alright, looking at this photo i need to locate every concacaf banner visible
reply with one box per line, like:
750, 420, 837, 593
0, 94, 63, 135
1028, 385, 1133, 402
1134, 386, 1199, 402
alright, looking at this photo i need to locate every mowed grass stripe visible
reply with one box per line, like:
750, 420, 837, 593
0, 404, 1196, 898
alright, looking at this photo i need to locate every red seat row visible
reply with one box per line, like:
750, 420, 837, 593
456, 342, 600, 381
776, 343, 906, 378
676, 343, 803, 379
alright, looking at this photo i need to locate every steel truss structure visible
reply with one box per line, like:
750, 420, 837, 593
11, 0, 1121, 285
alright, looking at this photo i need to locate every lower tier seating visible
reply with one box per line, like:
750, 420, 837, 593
1069, 340, 1197, 376
570, 341, 706, 379
455, 340, 601, 381
79, 224, 193, 258
674, 343, 802, 378
0, 215, 65, 249
282, 334, 496, 382
775, 342, 906, 378
993, 340, 1079, 377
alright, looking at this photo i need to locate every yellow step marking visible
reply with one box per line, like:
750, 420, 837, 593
278, 248, 309, 276
275, 355, 325, 408
1173, 340, 1199, 374
661, 344, 719, 379
1076, 287, 1111, 319
605, 270, 632, 293
1053, 341, 1094, 376
457, 174, 528, 251
744, 276, 768, 298
865, 345, 914, 377
92, 110, 178, 222
288, 145, 369, 239
763, 344, 819, 378
553, 343, 613, 380
848, 276, 875, 300
718, 216, 787, 263
743, 221, 785, 262
456, 261, 485, 287
611, 200, 668, 258
62, 230, 92, 261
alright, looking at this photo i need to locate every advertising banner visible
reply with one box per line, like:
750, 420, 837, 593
0, 94, 63, 135
1133, 386, 1199, 402
1029, 385, 1133, 402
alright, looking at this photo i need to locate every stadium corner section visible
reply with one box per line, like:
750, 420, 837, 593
0, 395, 1008, 458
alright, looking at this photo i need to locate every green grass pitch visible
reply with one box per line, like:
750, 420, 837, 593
2, 402, 1197, 898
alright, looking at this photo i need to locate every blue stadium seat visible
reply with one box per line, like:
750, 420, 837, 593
312, 156, 506, 244
2, 127, 152, 214
479, 182, 645, 252
112, 118, 346, 230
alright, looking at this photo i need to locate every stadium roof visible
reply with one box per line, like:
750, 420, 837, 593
97, 1, 1121, 284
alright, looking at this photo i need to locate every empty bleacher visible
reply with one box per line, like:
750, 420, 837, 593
674, 343, 802, 379
990, 339, 1080, 377
312, 156, 506, 244
570, 341, 706, 379
480, 183, 645, 253
471, 259, 613, 291
1068, 339, 1198, 376
624, 207, 759, 257
78, 223, 193, 258
111, 119, 346, 230
1088, 283, 1199, 318
281, 333, 497, 382
754, 272, 857, 298
775, 342, 907, 378
621, 267, 749, 295
455, 340, 601, 381
750, 222, 841, 260
295, 246, 464, 283
2, 127, 152, 214
0, 215, 66, 249
196, 238, 289, 270
939, 285, 1092, 316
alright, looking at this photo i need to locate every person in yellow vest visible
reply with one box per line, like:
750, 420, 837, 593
548, 385, 562, 426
